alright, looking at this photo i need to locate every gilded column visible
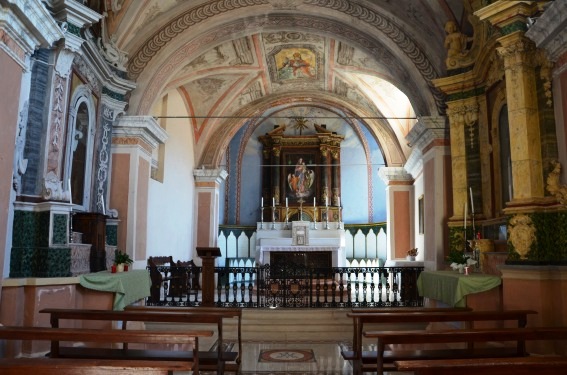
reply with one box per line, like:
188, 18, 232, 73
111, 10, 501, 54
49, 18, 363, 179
320, 146, 330, 206
476, 1, 545, 203
331, 148, 341, 206
497, 33, 543, 201
271, 146, 281, 206
446, 99, 478, 223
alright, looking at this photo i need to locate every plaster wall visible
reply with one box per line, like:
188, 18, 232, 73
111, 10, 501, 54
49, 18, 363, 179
147, 91, 196, 262
0, 51, 22, 283
501, 267, 567, 355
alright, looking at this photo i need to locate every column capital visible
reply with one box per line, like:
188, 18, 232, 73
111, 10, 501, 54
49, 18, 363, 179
112, 116, 168, 153
525, 0, 567, 63
0, 0, 64, 67
406, 116, 448, 150
378, 167, 413, 185
193, 168, 228, 185
475, 1, 541, 34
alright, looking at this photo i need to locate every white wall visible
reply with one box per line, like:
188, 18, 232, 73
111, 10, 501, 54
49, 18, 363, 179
147, 91, 196, 263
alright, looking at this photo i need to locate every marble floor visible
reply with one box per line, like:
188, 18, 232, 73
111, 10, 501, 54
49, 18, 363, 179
191, 340, 413, 375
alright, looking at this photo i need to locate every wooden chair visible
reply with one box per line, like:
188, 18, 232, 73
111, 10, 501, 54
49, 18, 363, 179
147, 257, 175, 303
172, 260, 200, 295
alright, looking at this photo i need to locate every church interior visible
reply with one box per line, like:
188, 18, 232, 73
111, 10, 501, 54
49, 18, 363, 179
2, 0, 567, 373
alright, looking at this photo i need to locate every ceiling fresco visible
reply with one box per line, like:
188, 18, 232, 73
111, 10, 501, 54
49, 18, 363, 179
102, 0, 468, 165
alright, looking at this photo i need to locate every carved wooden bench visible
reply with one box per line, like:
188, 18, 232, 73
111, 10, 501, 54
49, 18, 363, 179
364, 326, 567, 374
0, 325, 212, 374
341, 309, 537, 374
41, 307, 241, 374
394, 356, 567, 375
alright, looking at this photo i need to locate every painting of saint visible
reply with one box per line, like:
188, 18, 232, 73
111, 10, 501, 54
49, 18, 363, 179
276, 48, 317, 80
287, 157, 315, 199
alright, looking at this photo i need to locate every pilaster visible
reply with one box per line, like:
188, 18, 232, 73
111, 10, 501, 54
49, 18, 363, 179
111, 116, 167, 266
193, 168, 228, 257
406, 116, 450, 270
378, 167, 414, 261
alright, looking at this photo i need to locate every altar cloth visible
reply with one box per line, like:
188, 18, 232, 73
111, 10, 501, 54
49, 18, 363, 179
79, 269, 151, 310
417, 270, 501, 307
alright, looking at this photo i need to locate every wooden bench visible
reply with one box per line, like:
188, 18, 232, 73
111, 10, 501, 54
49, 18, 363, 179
40, 307, 242, 374
364, 326, 567, 374
0, 325, 212, 374
394, 356, 567, 375
0, 358, 192, 375
342, 309, 537, 374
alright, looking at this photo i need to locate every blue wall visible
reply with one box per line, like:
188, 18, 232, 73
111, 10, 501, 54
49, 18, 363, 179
222, 108, 387, 225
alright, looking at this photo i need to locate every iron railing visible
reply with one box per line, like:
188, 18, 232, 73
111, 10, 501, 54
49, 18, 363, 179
146, 264, 424, 308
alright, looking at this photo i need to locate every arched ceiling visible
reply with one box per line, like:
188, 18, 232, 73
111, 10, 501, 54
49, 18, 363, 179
103, 0, 466, 166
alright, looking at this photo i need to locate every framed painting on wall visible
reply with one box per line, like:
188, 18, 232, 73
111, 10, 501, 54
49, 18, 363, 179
283, 151, 319, 204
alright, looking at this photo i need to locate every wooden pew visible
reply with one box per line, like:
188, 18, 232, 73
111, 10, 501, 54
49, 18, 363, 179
364, 326, 567, 374
342, 309, 537, 374
0, 358, 192, 375
0, 326, 212, 374
124, 305, 242, 373
40, 307, 241, 374
394, 356, 567, 375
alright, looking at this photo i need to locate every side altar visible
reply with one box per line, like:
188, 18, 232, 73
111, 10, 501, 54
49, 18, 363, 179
255, 221, 346, 268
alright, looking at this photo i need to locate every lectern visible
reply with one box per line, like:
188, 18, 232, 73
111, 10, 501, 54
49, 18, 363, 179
196, 247, 221, 306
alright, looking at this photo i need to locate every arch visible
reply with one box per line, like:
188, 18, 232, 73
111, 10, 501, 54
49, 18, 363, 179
197, 91, 406, 169
65, 84, 97, 211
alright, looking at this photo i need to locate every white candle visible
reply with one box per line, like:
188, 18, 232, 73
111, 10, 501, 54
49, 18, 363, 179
272, 197, 275, 207
101, 196, 106, 216
68, 179, 72, 206
338, 196, 341, 207
261, 197, 263, 207
313, 197, 316, 207
325, 197, 328, 207
464, 201, 468, 231
469, 187, 474, 214
286, 198, 288, 207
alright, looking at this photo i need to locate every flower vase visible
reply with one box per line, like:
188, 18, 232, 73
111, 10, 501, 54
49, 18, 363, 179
116, 263, 125, 273
458, 266, 464, 274
406, 255, 416, 261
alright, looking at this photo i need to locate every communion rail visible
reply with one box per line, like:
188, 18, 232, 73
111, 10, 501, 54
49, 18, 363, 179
145, 264, 424, 308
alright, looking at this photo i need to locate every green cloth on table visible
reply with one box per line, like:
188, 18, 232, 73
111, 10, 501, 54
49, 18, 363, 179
417, 270, 501, 307
79, 269, 151, 310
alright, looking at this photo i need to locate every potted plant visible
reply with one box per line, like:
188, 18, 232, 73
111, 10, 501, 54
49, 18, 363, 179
406, 248, 418, 261
447, 249, 476, 273
113, 249, 133, 272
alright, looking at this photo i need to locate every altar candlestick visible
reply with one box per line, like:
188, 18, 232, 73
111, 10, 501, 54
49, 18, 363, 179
469, 187, 474, 214
464, 201, 468, 231
68, 179, 72, 206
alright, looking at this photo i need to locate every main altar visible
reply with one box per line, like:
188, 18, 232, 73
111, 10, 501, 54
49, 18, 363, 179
255, 120, 346, 268
255, 221, 346, 268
